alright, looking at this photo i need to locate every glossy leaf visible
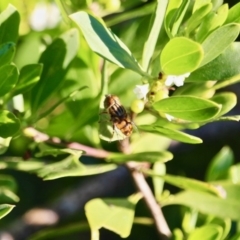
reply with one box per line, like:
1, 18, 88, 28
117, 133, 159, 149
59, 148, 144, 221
0, 111, 20, 138
170, 0, 190, 36
225, 2, 240, 24
0, 175, 17, 192
107, 151, 173, 163
31, 29, 79, 113
0, 159, 44, 171
0, 188, 19, 203
13, 64, 43, 96
139, 125, 202, 144
164, 0, 183, 37
0, 137, 11, 155
186, 3, 212, 35
211, 92, 237, 116
196, 4, 228, 43
142, 0, 168, 71
217, 115, 240, 121
153, 95, 221, 121
187, 43, 240, 82
0, 64, 19, 97
0, 4, 20, 44
42, 164, 118, 180
146, 172, 224, 197
163, 189, 240, 220
152, 162, 166, 200
0, 204, 15, 220
200, 24, 240, 67
69, 11, 144, 76
160, 37, 203, 75
0, 42, 15, 66
188, 225, 223, 240
206, 146, 234, 181
207, 217, 231, 240
85, 194, 142, 238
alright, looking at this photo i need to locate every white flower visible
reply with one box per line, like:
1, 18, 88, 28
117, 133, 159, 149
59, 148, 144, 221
29, 3, 61, 31
165, 114, 174, 121
133, 84, 149, 100
165, 73, 190, 87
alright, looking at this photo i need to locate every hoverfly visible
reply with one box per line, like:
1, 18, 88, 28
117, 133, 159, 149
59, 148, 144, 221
99, 94, 133, 141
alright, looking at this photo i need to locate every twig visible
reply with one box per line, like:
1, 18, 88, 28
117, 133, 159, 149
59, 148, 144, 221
24, 127, 171, 239
119, 138, 172, 240
24, 127, 110, 159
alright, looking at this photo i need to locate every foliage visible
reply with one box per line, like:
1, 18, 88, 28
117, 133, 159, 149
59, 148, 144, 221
0, 0, 240, 239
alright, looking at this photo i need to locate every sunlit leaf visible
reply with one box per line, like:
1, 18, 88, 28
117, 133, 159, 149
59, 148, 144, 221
0, 111, 20, 138
0, 64, 19, 97
13, 64, 43, 96
0, 42, 15, 66
142, 0, 168, 71
161, 37, 203, 75
85, 194, 142, 238
70, 11, 145, 76
200, 24, 240, 67
187, 43, 240, 82
0, 204, 15, 219
206, 146, 234, 181
108, 151, 173, 163
153, 96, 221, 121
139, 125, 202, 144
211, 92, 237, 117
31, 29, 79, 113
188, 224, 223, 240
0, 4, 20, 44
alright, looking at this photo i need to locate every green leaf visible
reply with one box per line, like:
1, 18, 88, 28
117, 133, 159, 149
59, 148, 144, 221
0, 187, 19, 203
153, 95, 221, 121
211, 92, 237, 117
29, 222, 90, 240
0, 159, 44, 171
196, 4, 229, 43
0, 4, 20, 44
186, 3, 212, 35
142, 0, 168, 71
152, 162, 166, 200
0, 174, 17, 192
187, 43, 240, 82
13, 64, 43, 96
160, 37, 204, 75
188, 224, 223, 240
0, 111, 20, 138
225, 2, 240, 24
31, 29, 79, 113
192, 0, 211, 13
85, 194, 142, 238
42, 164, 118, 180
0, 64, 19, 97
216, 115, 240, 122
200, 24, 240, 67
164, 0, 183, 37
206, 146, 234, 181
145, 172, 224, 197
139, 125, 202, 144
0, 42, 15, 66
0, 204, 15, 219
163, 189, 240, 220
207, 217, 231, 240
69, 11, 145, 76
107, 151, 173, 163
0, 137, 11, 155
170, 0, 190, 36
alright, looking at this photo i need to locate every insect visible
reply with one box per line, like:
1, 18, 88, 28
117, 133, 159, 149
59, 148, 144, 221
101, 94, 133, 139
